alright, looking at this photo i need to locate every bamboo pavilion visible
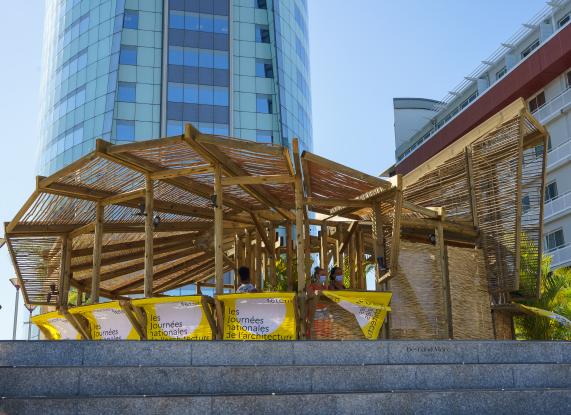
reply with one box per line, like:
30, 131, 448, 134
4, 98, 548, 340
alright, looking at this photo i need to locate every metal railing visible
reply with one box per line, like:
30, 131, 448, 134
546, 243, 571, 269
532, 86, 571, 123
544, 190, 571, 220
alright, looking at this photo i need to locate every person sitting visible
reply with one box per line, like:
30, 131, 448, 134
307, 266, 328, 295
236, 266, 257, 293
329, 266, 346, 290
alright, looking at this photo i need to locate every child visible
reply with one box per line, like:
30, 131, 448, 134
236, 266, 257, 293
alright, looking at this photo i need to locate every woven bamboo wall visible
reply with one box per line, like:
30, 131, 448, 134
447, 246, 494, 339
389, 241, 448, 339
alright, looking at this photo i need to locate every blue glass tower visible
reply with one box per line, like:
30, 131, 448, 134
38, 0, 312, 175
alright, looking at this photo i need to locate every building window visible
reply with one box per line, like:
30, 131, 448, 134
545, 229, 565, 251
521, 39, 540, 59
256, 59, 273, 78
256, 130, 273, 143
566, 71, 571, 88
119, 46, 137, 65
558, 13, 570, 28
256, 25, 270, 43
116, 120, 135, 141
124, 10, 139, 29
545, 181, 558, 202
522, 195, 531, 214
256, 0, 267, 9
256, 94, 272, 113
496, 66, 507, 80
118, 82, 136, 102
460, 91, 478, 110
528, 91, 545, 113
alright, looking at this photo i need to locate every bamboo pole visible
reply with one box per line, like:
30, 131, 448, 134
349, 232, 356, 289
59, 235, 72, 307
319, 223, 329, 270
286, 222, 293, 291
356, 229, 364, 289
90, 203, 104, 304
214, 164, 224, 295
268, 222, 276, 288
372, 198, 385, 291
436, 207, 453, 339
144, 176, 154, 298
254, 232, 261, 289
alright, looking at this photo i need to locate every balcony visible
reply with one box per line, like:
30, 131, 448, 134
546, 139, 571, 170
544, 191, 571, 222
545, 243, 571, 269
532, 86, 571, 124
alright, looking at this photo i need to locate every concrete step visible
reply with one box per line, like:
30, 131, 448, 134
2, 363, 570, 397
1, 389, 570, 415
1, 340, 570, 367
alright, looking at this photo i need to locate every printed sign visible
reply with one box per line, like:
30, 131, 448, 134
217, 293, 297, 340
69, 301, 139, 340
322, 291, 392, 340
132, 296, 213, 340
31, 311, 81, 340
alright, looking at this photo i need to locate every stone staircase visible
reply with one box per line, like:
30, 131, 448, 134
1, 340, 570, 414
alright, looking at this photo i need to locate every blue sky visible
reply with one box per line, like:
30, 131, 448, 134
0, 0, 545, 339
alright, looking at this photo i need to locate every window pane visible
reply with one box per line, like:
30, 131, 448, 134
256, 94, 272, 113
184, 84, 199, 103
168, 82, 183, 102
256, 25, 270, 43
199, 85, 213, 104
199, 50, 214, 68
184, 48, 199, 66
169, 10, 185, 29
213, 15, 228, 33
185, 12, 199, 31
199, 14, 213, 32
169, 46, 183, 65
256, 59, 273, 77
118, 82, 136, 102
256, 130, 273, 143
117, 120, 135, 140
213, 51, 228, 69
256, 0, 267, 9
124, 10, 139, 29
167, 120, 183, 136
119, 46, 137, 65
213, 86, 228, 106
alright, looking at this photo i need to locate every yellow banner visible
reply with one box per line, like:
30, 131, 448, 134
31, 311, 81, 340
322, 291, 392, 340
69, 301, 140, 340
132, 296, 213, 340
217, 293, 297, 340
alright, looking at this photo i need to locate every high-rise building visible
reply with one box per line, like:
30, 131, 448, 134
390, 0, 571, 269
38, 0, 312, 176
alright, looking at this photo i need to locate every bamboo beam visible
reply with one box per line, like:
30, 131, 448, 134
5, 190, 40, 233
339, 221, 358, 254
100, 189, 146, 206
249, 213, 273, 257
90, 204, 104, 304
464, 148, 479, 228
214, 164, 224, 295
149, 166, 213, 180
402, 201, 440, 219
307, 198, 372, 208
400, 217, 478, 238
144, 176, 154, 298
221, 174, 294, 186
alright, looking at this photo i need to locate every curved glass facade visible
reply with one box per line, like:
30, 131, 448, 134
38, 0, 312, 175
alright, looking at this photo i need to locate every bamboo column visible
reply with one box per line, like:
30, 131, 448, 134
144, 176, 154, 298
356, 229, 364, 289
293, 143, 306, 293
337, 224, 345, 268
213, 164, 224, 295
90, 203, 104, 303
59, 235, 72, 307
319, 223, 329, 270
436, 207, 453, 339
254, 232, 262, 289
286, 222, 294, 291
372, 198, 385, 291
77, 288, 83, 306
348, 232, 356, 289
233, 234, 240, 291
268, 223, 276, 287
